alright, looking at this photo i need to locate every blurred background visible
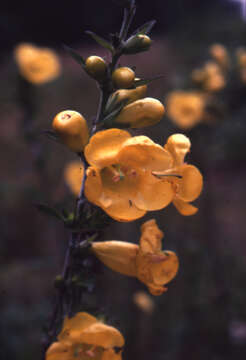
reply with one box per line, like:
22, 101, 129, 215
1, 0, 246, 359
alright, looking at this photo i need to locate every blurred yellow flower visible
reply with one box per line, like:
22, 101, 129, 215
84, 129, 174, 222
46, 312, 124, 360
153, 134, 203, 216
92, 219, 179, 296
192, 61, 225, 92
209, 43, 230, 68
166, 91, 205, 129
14, 43, 61, 84
64, 161, 84, 196
133, 291, 155, 314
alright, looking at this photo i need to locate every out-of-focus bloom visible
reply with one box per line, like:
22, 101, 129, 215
92, 219, 179, 296
203, 61, 226, 92
166, 91, 205, 129
209, 43, 230, 68
236, 48, 246, 83
133, 291, 155, 314
156, 134, 203, 216
46, 312, 124, 360
14, 43, 61, 84
64, 161, 84, 195
84, 129, 174, 222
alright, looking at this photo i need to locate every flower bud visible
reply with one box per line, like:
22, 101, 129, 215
112, 67, 135, 89
91, 241, 138, 277
85, 55, 107, 81
111, 81, 147, 106
115, 97, 165, 128
52, 110, 89, 152
123, 34, 151, 54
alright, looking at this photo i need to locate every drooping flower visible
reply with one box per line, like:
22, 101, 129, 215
153, 133, 203, 215
166, 91, 205, 129
84, 129, 175, 221
92, 219, 179, 296
46, 312, 124, 360
14, 43, 61, 84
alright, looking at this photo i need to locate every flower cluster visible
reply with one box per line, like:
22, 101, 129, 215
166, 43, 246, 129
65, 130, 202, 221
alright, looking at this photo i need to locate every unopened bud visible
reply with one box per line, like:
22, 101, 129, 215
85, 56, 107, 81
123, 34, 151, 54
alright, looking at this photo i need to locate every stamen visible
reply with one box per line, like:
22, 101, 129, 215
149, 253, 168, 263
127, 169, 137, 178
151, 171, 182, 180
108, 165, 125, 182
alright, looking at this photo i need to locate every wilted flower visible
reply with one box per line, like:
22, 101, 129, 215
92, 219, 179, 296
166, 91, 205, 129
14, 43, 61, 84
46, 312, 124, 360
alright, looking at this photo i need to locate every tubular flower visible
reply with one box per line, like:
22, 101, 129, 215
166, 91, 205, 129
14, 43, 61, 84
46, 312, 124, 360
92, 219, 179, 296
84, 129, 175, 222
153, 134, 203, 216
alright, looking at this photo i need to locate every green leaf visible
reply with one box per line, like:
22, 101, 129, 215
103, 98, 129, 126
104, 93, 120, 115
42, 129, 60, 142
134, 75, 164, 87
34, 203, 65, 221
85, 31, 114, 53
133, 20, 156, 35
63, 45, 86, 68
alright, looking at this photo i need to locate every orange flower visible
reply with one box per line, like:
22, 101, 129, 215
14, 43, 61, 84
84, 129, 174, 222
64, 161, 84, 196
92, 219, 179, 296
166, 91, 205, 129
153, 134, 203, 215
46, 312, 124, 360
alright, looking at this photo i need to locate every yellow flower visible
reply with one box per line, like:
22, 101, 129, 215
46, 312, 124, 360
209, 43, 230, 68
92, 219, 179, 296
153, 134, 203, 216
166, 91, 205, 129
64, 161, 85, 196
14, 43, 61, 84
133, 291, 155, 314
202, 61, 226, 92
84, 129, 175, 222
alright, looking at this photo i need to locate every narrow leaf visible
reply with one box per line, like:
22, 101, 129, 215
63, 45, 86, 68
133, 20, 156, 35
42, 129, 60, 143
134, 75, 164, 87
104, 93, 120, 115
103, 98, 129, 126
86, 31, 114, 53
34, 203, 65, 221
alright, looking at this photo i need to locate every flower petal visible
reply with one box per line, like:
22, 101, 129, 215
45, 342, 71, 360
164, 133, 191, 166
149, 250, 179, 286
134, 171, 174, 211
173, 198, 198, 216
79, 322, 125, 349
58, 312, 98, 342
84, 167, 104, 207
104, 197, 146, 222
118, 136, 173, 171
139, 219, 164, 253
84, 129, 131, 168
64, 161, 84, 196
92, 241, 138, 277
177, 164, 203, 202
